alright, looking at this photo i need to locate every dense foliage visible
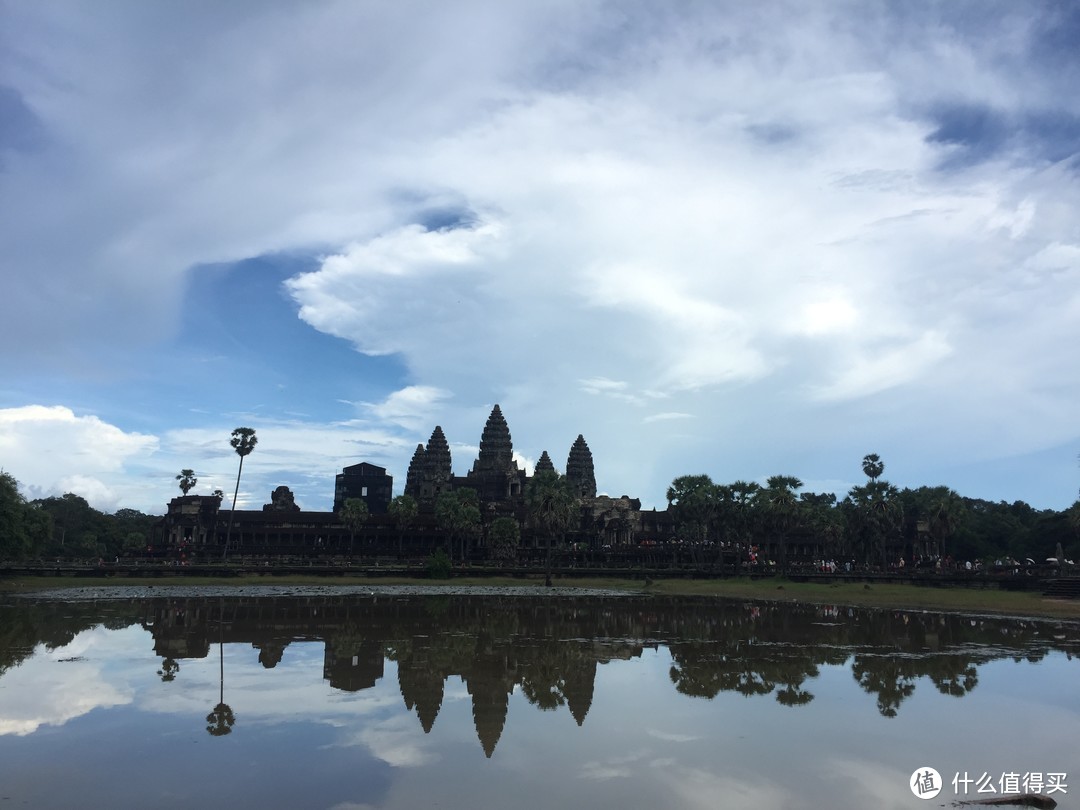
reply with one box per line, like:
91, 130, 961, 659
0, 473, 158, 560
665, 457, 1079, 565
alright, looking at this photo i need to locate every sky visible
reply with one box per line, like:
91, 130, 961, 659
1, 1, 1079, 515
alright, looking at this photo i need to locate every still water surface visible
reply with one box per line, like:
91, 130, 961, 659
1, 587, 1077, 810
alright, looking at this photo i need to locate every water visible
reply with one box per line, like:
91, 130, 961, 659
1, 588, 1077, 809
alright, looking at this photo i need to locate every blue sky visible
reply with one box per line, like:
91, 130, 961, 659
1, 1, 1079, 514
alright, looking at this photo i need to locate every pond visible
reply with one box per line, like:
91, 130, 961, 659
0, 586, 1076, 809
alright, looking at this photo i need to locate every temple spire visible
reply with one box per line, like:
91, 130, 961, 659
566, 435, 596, 498
405, 443, 425, 498
425, 426, 452, 482
534, 451, 555, 475
473, 404, 514, 472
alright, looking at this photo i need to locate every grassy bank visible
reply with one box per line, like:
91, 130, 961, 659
3, 574, 1079, 620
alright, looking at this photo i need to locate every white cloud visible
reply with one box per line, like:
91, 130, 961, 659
0, 629, 133, 736
349, 715, 439, 768
0, 406, 158, 511
3, 3, 1079, 510
512, 451, 534, 476
810, 331, 953, 402
363, 386, 454, 431
643, 413, 694, 424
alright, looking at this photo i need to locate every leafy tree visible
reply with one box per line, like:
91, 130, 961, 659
223, 427, 257, 560
0, 472, 51, 559
666, 474, 718, 544
387, 494, 418, 554
176, 469, 197, 496
33, 492, 100, 557
340, 497, 370, 555
901, 485, 965, 560
435, 488, 480, 563
524, 471, 578, 586
109, 507, 157, 556
488, 516, 521, 565
425, 547, 452, 579
157, 658, 180, 682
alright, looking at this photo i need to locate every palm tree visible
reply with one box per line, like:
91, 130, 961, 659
848, 480, 902, 568
761, 475, 803, 574
729, 480, 761, 571
488, 516, 521, 565
925, 486, 964, 560
176, 469, 197, 496
524, 470, 578, 586
387, 494, 418, 555
801, 491, 844, 561
435, 488, 480, 564
206, 599, 234, 736
862, 453, 885, 481
223, 427, 257, 560
340, 497, 369, 556
206, 702, 235, 736
666, 474, 717, 544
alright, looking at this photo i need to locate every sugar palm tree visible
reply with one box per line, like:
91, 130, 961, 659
223, 427, 257, 560
206, 599, 234, 736
925, 486, 964, 559
525, 470, 578, 586
340, 497, 369, 556
176, 469, 197, 496
847, 480, 901, 568
387, 494, 418, 555
729, 480, 761, 571
761, 475, 803, 574
862, 453, 885, 481
435, 488, 480, 564
665, 474, 717, 544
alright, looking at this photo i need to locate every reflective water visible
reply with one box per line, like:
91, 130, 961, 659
1, 589, 1077, 810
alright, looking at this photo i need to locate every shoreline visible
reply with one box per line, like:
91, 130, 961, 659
4, 574, 1080, 620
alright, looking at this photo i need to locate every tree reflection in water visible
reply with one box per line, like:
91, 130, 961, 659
205, 597, 234, 737
1, 593, 1077, 755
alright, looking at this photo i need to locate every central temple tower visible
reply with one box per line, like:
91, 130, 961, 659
466, 404, 525, 502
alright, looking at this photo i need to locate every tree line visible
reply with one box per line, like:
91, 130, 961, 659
0, 471, 158, 560
665, 454, 1080, 568
4, 443, 1078, 566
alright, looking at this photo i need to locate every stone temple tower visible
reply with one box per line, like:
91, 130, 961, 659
565, 435, 596, 498
467, 405, 524, 502
405, 425, 454, 504
534, 450, 555, 475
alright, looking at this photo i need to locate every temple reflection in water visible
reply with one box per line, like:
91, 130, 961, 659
3, 593, 1077, 759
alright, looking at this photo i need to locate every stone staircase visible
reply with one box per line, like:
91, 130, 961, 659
1042, 577, 1080, 600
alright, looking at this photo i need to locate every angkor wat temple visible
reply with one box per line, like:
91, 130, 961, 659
161, 405, 673, 558
405, 404, 597, 507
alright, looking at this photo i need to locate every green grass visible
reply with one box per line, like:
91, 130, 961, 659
3, 574, 1078, 619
